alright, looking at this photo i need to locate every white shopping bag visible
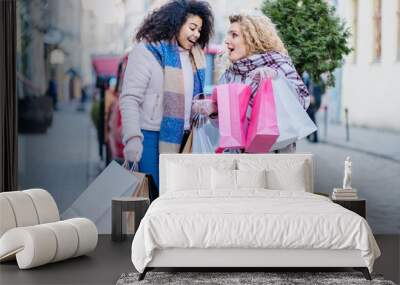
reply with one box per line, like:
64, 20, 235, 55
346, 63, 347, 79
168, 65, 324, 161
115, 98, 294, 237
192, 121, 220, 153
62, 160, 140, 234
270, 73, 317, 151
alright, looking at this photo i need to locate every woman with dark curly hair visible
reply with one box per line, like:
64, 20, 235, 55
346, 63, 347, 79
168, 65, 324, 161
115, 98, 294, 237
120, 0, 214, 195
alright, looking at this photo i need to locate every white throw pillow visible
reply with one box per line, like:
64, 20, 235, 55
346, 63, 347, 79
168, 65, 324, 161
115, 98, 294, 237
236, 169, 267, 189
237, 159, 309, 192
167, 163, 211, 191
211, 168, 237, 190
266, 162, 306, 191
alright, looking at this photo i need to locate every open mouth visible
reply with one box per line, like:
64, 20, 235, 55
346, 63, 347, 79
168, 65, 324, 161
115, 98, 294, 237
228, 47, 235, 54
188, 39, 196, 45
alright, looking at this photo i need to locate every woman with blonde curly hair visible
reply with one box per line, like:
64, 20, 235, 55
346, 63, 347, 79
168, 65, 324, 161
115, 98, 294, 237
219, 12, 310, 152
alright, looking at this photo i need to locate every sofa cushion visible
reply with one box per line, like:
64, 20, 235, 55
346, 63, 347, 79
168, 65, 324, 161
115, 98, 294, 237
0, 196, 17, 237
42, 221, 79, 262
0, 191, 39, 227
0, 189, 60, 239
24, 189, 60, 224
0, 226, 58, 269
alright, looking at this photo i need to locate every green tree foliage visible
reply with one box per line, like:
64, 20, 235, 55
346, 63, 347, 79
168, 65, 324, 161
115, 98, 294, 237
262, 0, 351, 86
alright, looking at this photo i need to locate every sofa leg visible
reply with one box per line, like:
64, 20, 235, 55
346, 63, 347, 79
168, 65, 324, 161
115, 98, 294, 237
138, 268, 148, 281
354, 267, 371, 280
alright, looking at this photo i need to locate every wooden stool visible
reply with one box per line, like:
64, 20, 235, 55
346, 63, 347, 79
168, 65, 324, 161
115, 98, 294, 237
112, 197, 150, 242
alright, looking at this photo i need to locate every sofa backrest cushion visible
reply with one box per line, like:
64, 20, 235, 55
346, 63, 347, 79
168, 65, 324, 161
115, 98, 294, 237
0, 189, 60, 238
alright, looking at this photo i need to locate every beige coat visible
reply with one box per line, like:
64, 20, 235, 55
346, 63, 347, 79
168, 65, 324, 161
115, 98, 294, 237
119, 42, 164, 145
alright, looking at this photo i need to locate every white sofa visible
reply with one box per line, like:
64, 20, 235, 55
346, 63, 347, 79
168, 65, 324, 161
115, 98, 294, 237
0, 189, 98, 269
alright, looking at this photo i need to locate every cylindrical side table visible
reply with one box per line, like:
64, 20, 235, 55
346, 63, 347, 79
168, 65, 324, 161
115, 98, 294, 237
112, 197, 150, 242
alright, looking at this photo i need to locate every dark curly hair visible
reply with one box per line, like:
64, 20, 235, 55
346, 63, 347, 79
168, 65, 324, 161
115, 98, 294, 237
135, 0, 214, 48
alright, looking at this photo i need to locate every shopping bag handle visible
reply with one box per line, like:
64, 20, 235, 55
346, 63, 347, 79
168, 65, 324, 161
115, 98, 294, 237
122, 160, 139, 172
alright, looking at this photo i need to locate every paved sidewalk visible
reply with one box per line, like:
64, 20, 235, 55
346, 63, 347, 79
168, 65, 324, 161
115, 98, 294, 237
18, 100, 100, 213
315, 115, 400, 163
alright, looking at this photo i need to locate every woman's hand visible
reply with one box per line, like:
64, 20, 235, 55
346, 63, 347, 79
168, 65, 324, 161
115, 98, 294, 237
249, 67, 277, 81
191, 99, 217, 128
123, 137, 143, 162
191, 99, 216, 116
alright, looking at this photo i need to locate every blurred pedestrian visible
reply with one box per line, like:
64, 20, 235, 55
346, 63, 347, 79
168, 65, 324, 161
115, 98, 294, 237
47, 74, 58, 111
305, 75, 325, 143
119, 0, 214, 194
76, 87, 87, 112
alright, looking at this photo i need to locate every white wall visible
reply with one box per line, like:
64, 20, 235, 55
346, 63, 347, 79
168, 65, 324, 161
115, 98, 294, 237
80, 0, 130, 85
48, 0, 83, 73
339, 0, 400, 131
207, 0, 263, 43
123, 0, 147, 49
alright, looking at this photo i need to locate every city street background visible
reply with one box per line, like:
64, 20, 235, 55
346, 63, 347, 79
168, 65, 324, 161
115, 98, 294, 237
16, 0, 400, 235
18, 100, 400, 234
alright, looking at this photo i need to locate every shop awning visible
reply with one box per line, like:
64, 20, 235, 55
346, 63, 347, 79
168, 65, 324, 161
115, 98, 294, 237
91, 55, 121, 77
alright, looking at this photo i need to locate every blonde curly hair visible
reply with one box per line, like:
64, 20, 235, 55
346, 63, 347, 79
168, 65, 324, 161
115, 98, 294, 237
229, 12, 288, 56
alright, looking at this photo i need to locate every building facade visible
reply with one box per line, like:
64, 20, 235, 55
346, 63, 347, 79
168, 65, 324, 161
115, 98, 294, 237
336, 0, 400, 131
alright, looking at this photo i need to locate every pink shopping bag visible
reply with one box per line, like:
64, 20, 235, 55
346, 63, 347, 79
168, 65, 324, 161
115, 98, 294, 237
245, 79, 279, 153
212, 83, 251, 150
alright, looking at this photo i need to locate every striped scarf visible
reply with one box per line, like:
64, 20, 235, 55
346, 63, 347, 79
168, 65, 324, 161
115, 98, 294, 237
146, 40, 205, 153
220, 51, 309, 109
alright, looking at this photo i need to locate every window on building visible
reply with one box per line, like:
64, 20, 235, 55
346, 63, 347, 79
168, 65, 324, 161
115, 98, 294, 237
351, 0, 358, 63
373, 0, 382, 62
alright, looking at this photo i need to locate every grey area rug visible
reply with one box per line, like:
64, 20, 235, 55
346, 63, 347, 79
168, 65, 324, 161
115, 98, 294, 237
116, 272, 396, 285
